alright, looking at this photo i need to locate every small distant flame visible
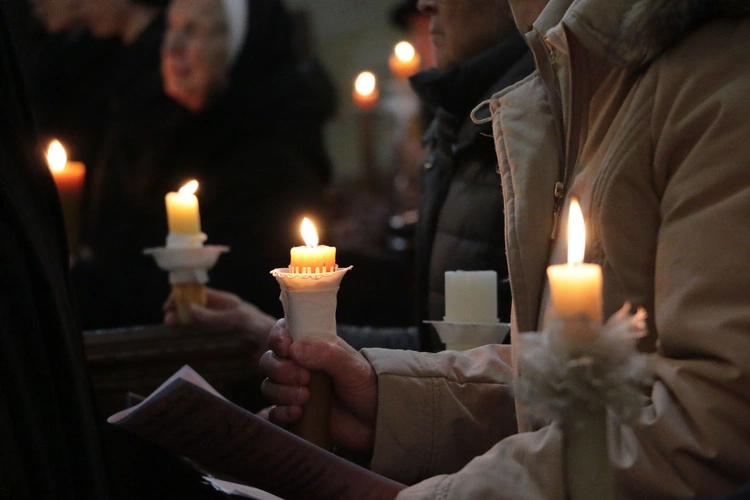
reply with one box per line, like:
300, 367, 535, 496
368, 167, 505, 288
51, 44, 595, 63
301, 217, 318, 248
179, 180, 199, 196
394, 41, 415, 62
47, 140, 66, 172
354, 71, 376, 97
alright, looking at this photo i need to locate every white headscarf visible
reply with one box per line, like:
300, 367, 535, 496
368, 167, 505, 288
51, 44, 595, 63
219, 0, 249, 67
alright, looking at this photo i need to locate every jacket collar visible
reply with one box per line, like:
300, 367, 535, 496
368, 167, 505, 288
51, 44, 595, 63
410, 31, 529, 118
534, 0, 750, 70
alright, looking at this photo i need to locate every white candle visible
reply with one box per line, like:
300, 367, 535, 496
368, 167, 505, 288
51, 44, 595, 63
444, 270, 498, 324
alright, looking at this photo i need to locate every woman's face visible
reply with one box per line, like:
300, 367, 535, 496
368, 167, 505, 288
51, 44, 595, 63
161, 0, 230, 112
78, 0, 129, 38
29, 0, 82, 34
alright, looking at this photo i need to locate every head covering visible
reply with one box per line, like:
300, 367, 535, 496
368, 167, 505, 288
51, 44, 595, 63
219, 0, 249, 67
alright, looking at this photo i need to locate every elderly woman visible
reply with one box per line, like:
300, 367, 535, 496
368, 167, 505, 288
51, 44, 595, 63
157, 0, 336, 321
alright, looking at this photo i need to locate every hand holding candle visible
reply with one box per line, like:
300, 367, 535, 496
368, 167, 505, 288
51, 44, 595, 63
47, 140, 85, 255
272, 218, 351, 449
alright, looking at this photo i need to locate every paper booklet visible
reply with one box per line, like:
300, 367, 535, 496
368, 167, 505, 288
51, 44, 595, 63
108, 365, 406, 500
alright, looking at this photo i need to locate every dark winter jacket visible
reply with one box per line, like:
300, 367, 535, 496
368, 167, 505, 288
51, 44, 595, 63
340, 32, 534, 352
411, 32, 534, 351
0, 9, 111, 497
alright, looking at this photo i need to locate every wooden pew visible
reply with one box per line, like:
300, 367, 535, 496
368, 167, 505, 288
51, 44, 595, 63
84, 323, 267, 419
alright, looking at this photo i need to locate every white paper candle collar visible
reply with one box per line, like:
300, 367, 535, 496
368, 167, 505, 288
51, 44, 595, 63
219, 0, 249, 67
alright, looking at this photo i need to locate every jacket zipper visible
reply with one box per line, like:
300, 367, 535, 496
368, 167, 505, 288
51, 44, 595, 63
545, 38, 567, 240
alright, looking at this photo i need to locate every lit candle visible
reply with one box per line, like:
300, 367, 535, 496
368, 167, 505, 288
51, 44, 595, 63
546, 200, 612, 500
165, 180, 201, 235
289, 218, 336, 274
444, 270, 498, 324
47, 140, 85, 253
352, 71, 379, 111
546, 199, 603, 325
388, 41, 421, 80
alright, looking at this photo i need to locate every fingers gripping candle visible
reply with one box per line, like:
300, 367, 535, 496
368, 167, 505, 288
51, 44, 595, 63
271, 218, 351, 449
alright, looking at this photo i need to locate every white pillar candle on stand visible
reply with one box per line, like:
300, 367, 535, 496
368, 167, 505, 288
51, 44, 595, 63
444, 270, 498, 324
442, 270, 500, 351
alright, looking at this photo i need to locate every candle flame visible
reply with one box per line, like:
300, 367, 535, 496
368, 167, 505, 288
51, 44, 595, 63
568, 198, 586, 265
47, 140, 67, 172
394, 41, 415, 62
301, 217, 318, 248
354, 71, 376, 97
178, 180, 199, 195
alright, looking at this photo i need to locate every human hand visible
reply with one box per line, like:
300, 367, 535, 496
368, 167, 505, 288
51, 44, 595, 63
259, 319, 378, 453
163, 287, 277, 366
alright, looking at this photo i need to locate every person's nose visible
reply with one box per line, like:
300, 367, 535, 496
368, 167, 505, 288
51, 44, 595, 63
162, 29, 186, 54
417, 0, 437, 16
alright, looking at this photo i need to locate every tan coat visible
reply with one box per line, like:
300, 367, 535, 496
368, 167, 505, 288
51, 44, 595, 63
362, 0, 750, 497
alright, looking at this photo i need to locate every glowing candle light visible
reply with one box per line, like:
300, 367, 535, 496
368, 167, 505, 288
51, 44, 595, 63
165, 180, 201, 235
289, 218, 336, 274
388, 41, 421, 80
546, 199, 603, 326
47, 140, 85, 253
353, 71, 379, 111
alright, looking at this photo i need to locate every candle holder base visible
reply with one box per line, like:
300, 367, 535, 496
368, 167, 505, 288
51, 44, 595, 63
424, 320, 510, 351
144, 244, 229, 323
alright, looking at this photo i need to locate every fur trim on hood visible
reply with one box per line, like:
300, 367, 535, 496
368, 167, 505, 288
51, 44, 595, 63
614, 0, 750, 68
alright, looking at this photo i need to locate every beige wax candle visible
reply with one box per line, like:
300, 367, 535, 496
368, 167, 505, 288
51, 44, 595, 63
289, 218, 336, 273
546, 198, 612, 500
352, 71, 379, 111
546, 199, 603, 325
388, 41, 421, 80
47, 140, 85, 254
165, 180, 201, 235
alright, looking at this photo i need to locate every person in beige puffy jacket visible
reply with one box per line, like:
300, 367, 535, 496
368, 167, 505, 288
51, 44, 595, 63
260, 0, 750, 498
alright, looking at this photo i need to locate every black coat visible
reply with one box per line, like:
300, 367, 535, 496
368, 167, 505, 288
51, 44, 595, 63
411, 33, 535, 351
338, 34, 535, 352
72, 12, 189, 329
0, 8, 110, 497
